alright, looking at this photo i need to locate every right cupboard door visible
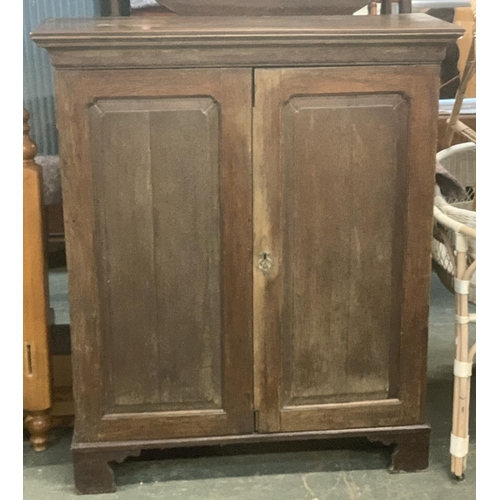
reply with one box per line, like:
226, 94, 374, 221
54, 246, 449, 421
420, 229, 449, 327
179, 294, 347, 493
253, 66, 440, 433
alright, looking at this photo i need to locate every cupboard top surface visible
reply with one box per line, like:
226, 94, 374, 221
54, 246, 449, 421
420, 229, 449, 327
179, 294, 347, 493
32, 14, 462, 69
33, 14, 462, 46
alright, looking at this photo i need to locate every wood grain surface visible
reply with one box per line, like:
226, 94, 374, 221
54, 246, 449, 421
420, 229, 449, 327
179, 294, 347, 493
33, 16, 460, 488
32, 15, 463, 70
254, 65, 440, 433
23, 109, 52, 450
55, 69, 253, 441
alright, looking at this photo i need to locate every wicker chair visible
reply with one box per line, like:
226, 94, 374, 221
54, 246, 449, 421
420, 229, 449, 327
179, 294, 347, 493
433, 184, 476, 479
432, 143, 476, 303
433, 142, 476, 484
432, 0, 476, 479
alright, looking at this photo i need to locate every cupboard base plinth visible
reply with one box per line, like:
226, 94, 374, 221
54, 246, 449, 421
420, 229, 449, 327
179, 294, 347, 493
72, 423, 430, 494
73, 447, 140, 495
368, 424, 431, 472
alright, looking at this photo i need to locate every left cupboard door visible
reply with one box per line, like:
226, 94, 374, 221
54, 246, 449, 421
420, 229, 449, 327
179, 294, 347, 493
55, 69, 254, 441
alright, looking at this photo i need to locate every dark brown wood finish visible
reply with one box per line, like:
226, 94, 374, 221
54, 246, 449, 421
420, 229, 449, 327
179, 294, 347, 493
73, 447, 140, 494
90, 98, 223, 414
33, 14, 462, 493
32, 15, 463, 70
55, 68, 254, 441
253, 65, 440, 433
281, 94, 407, 407
72, 423, 431, 493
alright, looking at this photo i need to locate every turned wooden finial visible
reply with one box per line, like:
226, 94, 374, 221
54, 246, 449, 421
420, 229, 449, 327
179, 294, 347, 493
24, 108, 38, 163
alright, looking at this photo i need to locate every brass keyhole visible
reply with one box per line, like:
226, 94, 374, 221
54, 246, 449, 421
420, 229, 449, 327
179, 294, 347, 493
258, 252, 273, 273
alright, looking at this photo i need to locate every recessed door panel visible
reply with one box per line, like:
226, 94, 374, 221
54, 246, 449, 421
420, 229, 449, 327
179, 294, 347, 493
90, 97, 223, 414
281, 94, 407, 408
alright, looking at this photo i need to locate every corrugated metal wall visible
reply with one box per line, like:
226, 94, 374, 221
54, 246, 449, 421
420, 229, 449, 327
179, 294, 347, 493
23, 0, 98, 155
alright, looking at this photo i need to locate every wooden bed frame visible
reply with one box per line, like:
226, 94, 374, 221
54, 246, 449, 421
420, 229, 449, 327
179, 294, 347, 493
23, 109, 52, 451
24, 110, 74, 451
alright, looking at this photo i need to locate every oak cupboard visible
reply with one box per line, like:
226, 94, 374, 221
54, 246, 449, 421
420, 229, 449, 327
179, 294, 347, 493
32, 14, 462, 494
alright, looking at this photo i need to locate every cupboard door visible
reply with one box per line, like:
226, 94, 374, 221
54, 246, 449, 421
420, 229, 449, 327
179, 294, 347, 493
253, 66, 439, 432
55, 69, 254, 441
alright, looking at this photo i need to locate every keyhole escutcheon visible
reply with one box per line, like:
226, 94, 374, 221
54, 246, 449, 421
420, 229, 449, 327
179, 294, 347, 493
258, 252, 273, 273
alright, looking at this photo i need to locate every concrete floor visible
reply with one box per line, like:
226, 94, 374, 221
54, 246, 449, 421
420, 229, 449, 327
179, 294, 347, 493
24, 272, 475, 499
